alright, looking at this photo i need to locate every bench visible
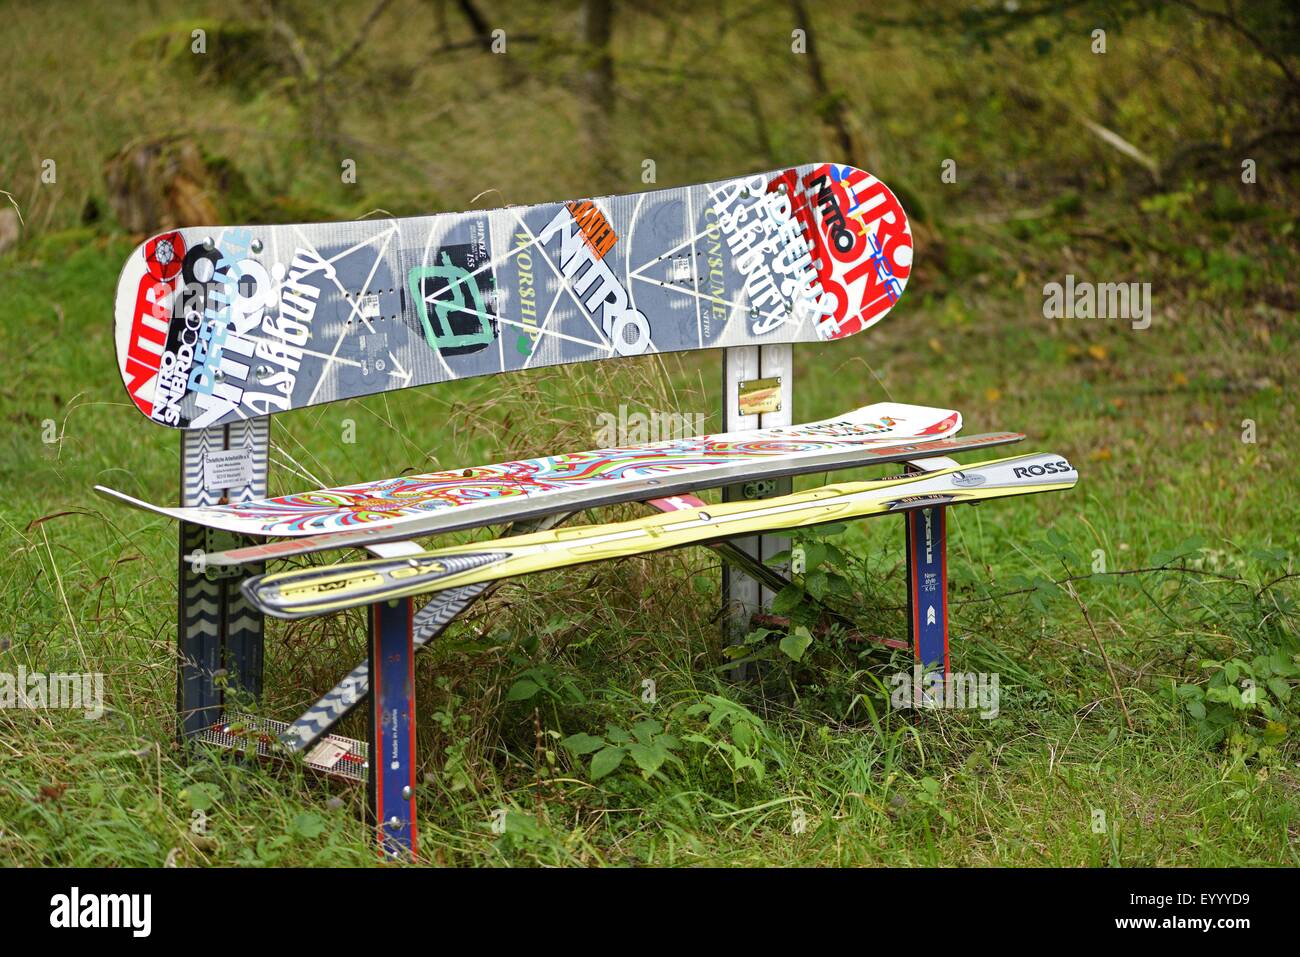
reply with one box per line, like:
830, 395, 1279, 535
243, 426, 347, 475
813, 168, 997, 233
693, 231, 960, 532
100, 163, 1074, 859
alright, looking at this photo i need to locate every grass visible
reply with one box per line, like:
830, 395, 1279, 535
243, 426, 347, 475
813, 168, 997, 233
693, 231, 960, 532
0, 0, 1297, 867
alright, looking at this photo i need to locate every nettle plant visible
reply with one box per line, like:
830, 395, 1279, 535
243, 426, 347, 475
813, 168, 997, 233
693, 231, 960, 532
503, 648, 779, 790
560, 718, 683, 781
745, 523, 877, 663
556, 695, 777, 788
1176, 654, 1299, 759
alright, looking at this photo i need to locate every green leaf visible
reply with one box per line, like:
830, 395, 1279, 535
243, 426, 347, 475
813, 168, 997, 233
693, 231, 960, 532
779, 626, 813, 662
604, 724, 632, 744
1185, 699, 1206, 720
803, 523, 847, 539
289, 812, 325, 839
627, 743, 666, 776
1151, 535, 1208, 566
828, 574, 854, 597
560, 732, 605, 756
1205, 686, 1238, 705
631, 718, 662, 744
803, 542, 829, 571
506, 679, 540, 701
504, 810, 545, 840
1248, 546, 1288, 565
771, 583, 806, 616
182, 783, 222, 812
1271, 653, 1300, 677
590, 746, 626, 780
1046, 528, 1070, 549
1266, 677, 1292, 703
805, 569, 829, 599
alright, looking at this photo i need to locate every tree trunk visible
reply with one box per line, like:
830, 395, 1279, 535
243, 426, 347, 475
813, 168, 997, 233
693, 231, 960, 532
581, 0, 618, 181
791, 0, 859, 164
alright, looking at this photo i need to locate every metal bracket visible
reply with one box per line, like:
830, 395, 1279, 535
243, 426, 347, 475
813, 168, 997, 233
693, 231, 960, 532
742, 478, 779, 499
203, 526, 249, 581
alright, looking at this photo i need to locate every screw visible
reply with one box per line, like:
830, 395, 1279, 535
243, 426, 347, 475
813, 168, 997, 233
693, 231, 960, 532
401, 785, 412, 800
251, 239, 263, 254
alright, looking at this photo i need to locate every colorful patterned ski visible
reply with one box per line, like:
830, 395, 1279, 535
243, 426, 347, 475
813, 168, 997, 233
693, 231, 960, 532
243, 452, 1078, 620
96, 405, 1020, 561
201, 429, 1026, 566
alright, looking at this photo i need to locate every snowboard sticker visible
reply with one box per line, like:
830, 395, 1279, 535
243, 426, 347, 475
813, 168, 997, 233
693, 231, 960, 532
113, 163, 913, 429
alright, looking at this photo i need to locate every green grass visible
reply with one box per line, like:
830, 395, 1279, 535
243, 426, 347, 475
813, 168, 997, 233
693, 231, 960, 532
1, 0, 1297, 867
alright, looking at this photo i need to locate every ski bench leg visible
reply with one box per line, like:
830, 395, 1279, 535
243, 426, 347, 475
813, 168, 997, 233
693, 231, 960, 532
905, 506, 949, 675
177, 420, 269, 741
904, 459, 952, 679
368, 597, 418, 861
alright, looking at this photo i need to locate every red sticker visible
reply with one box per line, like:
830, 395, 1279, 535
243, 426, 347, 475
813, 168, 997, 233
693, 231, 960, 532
143, 231, 186, 282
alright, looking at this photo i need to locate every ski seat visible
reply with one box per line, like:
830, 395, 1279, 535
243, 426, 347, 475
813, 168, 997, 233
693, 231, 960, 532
94, 402, 969, 542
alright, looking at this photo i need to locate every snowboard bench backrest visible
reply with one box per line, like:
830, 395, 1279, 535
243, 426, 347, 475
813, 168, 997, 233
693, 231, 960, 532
112, 163, 914, 431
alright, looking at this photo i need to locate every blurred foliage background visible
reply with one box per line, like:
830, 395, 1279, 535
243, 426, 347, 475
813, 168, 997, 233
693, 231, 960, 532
2, 0, 1297, 243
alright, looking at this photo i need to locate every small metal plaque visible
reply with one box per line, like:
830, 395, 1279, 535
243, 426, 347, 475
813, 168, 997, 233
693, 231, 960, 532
737, 377, 782, 416
203, 447, 255, 491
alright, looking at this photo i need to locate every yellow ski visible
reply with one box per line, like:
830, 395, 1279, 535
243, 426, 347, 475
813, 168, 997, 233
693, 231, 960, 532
242, 452, 1077, 619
